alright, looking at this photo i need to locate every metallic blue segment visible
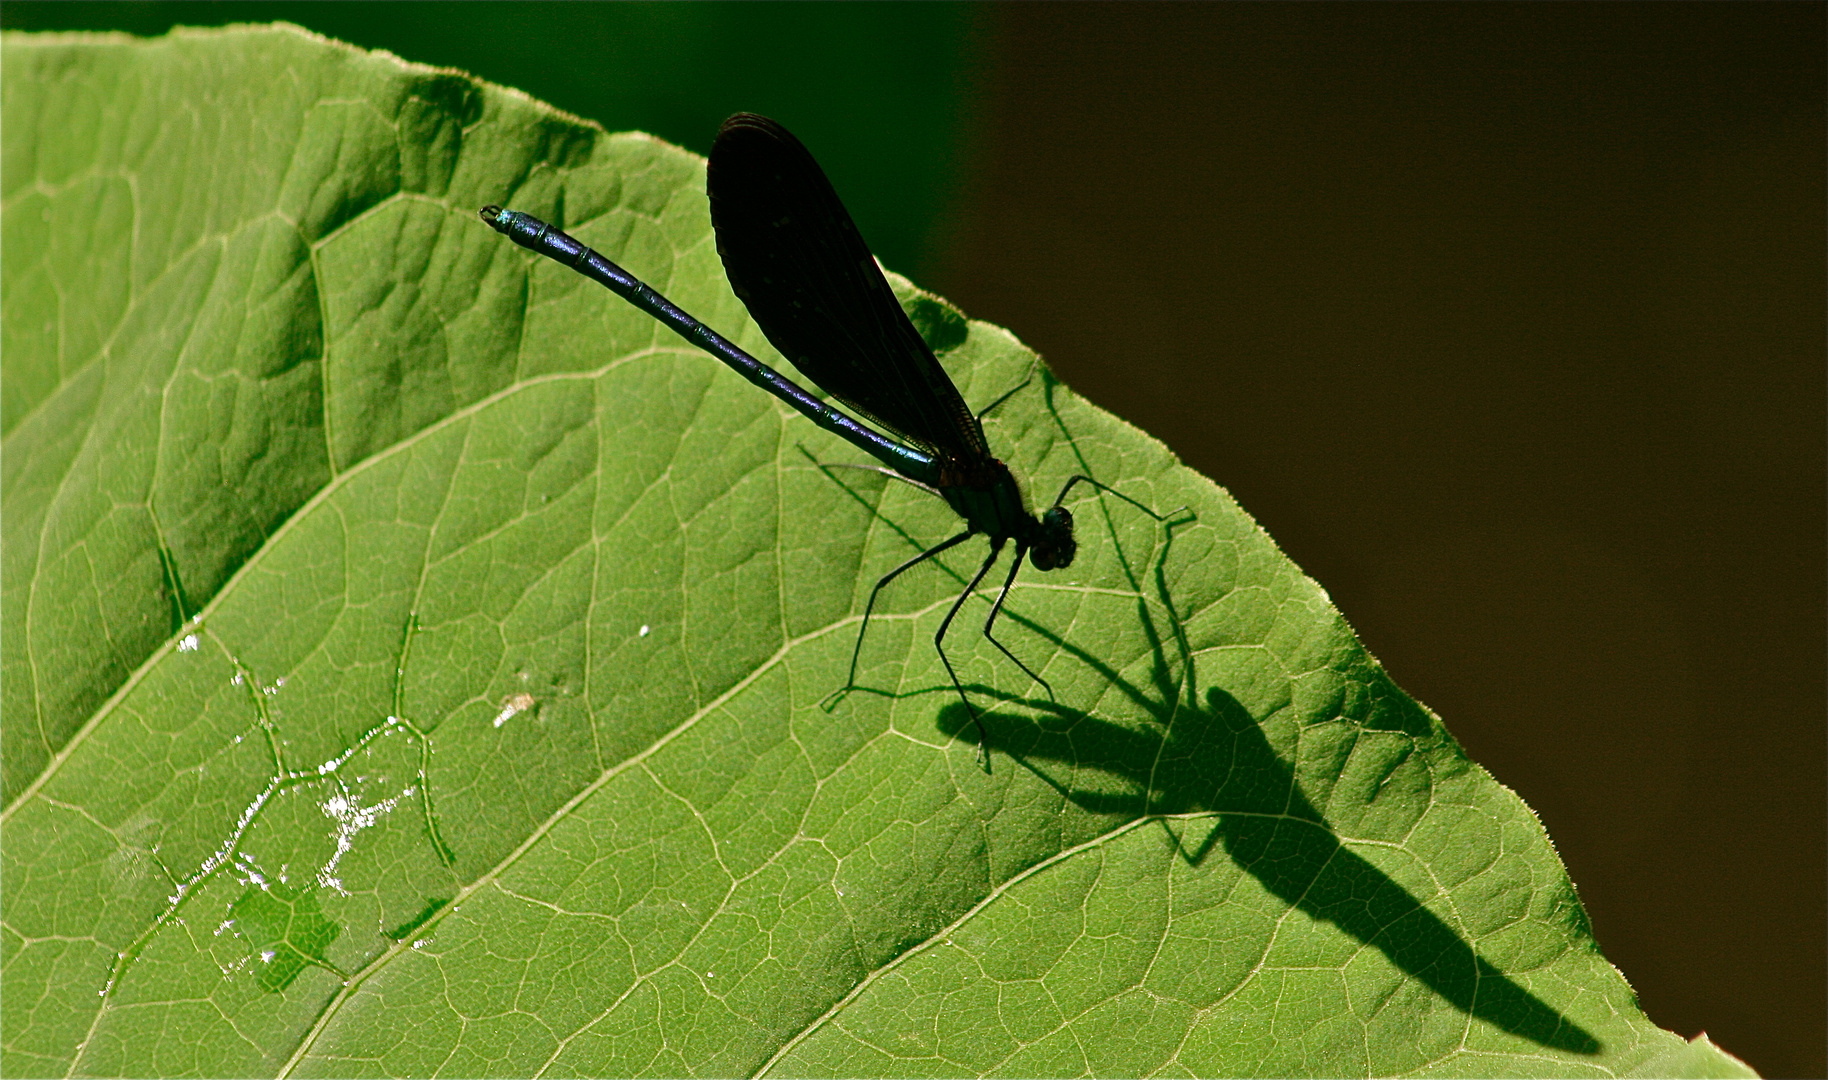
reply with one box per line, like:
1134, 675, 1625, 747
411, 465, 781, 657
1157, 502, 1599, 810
479, 207, 938, 485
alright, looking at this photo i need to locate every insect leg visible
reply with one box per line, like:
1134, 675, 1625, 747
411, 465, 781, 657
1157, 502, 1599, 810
798, 450, 941, 498
981, 540, 1055, 701
1050, 475, 1189, 522
934, 538, 1006, 771
823, 529, 977, 711
974, 369, 1036, 420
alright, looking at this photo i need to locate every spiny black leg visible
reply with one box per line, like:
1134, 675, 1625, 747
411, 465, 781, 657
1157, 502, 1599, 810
975, 369, 1035, 420
982, 540, 1055, 701
934, 539, 1006, 771
797, 447, 941, 498
822, 529, 977, 712
1051, 475, 1189, 521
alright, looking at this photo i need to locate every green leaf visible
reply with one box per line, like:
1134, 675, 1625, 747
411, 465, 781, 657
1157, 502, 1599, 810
1, 24, 1752, 1079
229, 880, 345, 994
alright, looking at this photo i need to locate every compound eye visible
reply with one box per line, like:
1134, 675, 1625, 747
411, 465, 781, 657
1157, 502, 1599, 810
1029, 506, 1077, 571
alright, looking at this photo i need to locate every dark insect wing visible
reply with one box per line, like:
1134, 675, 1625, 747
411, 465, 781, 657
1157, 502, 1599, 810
478, 112, 1168, 772
707, 114, 991, 465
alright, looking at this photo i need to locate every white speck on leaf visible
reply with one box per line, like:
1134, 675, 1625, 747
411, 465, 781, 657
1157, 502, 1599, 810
493, 692, 536, 728
316, 788, 405, 893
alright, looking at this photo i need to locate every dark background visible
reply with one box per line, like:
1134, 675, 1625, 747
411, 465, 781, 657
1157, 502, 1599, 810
5, 4, 1821, 1076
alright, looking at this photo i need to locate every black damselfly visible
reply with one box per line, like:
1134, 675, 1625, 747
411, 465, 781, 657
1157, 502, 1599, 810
481, 113, 1172, 768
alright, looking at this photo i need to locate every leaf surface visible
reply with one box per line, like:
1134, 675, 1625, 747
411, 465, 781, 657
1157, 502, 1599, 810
0, 24, 1753, 1080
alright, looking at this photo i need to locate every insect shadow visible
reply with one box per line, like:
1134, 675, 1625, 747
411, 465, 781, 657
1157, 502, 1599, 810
811, 369, 1599, 1054
925, 534, 1602, 1056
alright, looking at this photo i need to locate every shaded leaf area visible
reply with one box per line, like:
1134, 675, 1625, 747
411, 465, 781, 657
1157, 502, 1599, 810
230, 882, 344, 994
2, 24, 1747, 1080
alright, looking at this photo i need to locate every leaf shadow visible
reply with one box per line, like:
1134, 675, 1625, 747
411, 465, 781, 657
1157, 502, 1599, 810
927, 526, 1602, 1056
